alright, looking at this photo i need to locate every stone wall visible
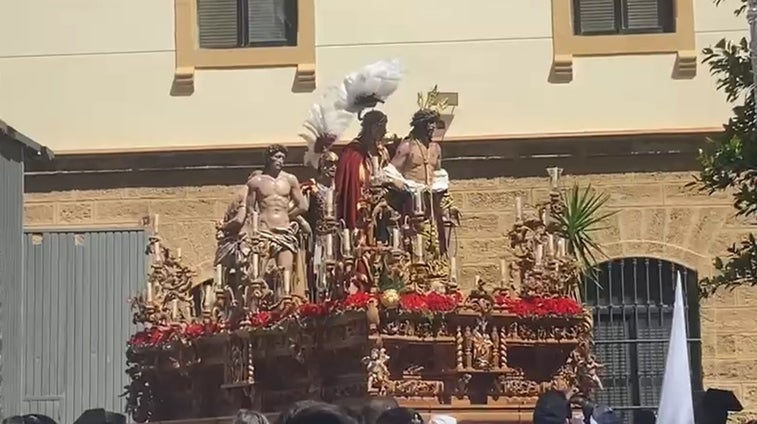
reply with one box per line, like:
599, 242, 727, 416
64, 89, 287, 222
23, 171, 757, 414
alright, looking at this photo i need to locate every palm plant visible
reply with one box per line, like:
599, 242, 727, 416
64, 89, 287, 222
557, 184, 616, 283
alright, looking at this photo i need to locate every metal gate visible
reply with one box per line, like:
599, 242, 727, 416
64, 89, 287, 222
17, 229, 147, 423
581, 257, 703, 423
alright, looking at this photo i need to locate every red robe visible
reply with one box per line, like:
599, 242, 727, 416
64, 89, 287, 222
335, 141, 370, 229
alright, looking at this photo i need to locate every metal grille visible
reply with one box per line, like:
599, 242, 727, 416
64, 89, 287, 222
581, 257, 703, 424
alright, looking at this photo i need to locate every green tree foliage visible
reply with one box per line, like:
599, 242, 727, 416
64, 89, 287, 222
695, 0, 757, 296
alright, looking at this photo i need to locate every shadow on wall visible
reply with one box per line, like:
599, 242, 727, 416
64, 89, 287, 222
24, 131, 709, 193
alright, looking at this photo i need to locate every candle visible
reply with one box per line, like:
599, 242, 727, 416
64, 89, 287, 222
371, 155, 380, 172
413, 190, 424, 215
325, 190, 334, 217
215, 264, 223, 287
251, 210, 260, 234
450, 257, 457, 280
326, 234, 334, 259
547, 234, 555, 256
154, 241, 161, 262
535, 243, 544, 265
251, 253, 260, 278
283, 270, 291, 295
204, 283, 211, 309
558, 238, 567, 256
500, 259, 507, 285
414, 235, 424, 262
515, 197, 523, 221
172, 299, 179, 320
153, 214, 159, 234
176, 248, 182, 259
392, 227, 401, 249
540, 208, 547, 224
343, 228, 351, 256
146, 281, 153, 303
547, 167, 563, 190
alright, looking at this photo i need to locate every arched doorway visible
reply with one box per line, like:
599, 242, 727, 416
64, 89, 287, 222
580, 257, 703, 422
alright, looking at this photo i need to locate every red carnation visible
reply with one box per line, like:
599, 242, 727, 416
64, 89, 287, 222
250, 312, 272, 327
343, 292, 374, 309
299, 302, 329, 318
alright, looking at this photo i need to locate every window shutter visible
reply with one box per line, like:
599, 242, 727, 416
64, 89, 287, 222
625, 0, 662, 31
575, 0, 617, 34
197, 0, 240, 49
246, 0, 289, 45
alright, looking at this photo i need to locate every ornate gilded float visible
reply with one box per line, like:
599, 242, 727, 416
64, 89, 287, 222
124, 67, 601, 423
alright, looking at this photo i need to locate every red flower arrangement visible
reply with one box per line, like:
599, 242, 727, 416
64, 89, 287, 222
399, 292, 458, 313
343, 292, 376, 309
495, 295, 583, 318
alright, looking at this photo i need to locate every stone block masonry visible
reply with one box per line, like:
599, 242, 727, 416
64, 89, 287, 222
23, 171, 757, 414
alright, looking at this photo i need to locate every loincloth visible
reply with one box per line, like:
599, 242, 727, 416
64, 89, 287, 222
258, 224, 300, 256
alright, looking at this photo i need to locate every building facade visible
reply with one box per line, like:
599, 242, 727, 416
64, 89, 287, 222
2, 0, 756, 421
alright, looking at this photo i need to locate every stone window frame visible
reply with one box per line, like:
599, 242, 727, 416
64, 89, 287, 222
550, 0, 697, 82
172, 0, 316, 96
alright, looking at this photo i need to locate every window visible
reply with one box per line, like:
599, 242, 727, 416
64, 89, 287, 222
549, 0, 696, 82
197, 0, 298, 49
581, 258, 703, 424
573, 0, 675, 35
172, 0, 316, 96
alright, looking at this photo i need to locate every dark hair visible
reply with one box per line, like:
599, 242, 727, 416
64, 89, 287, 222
533, 390, 571, 424
362, 397, 400, 424
333, 398, 366, 424
410, 109, 440, 130
375, 407, 423, 424
284, 403, 357, 424
233, 409, 271, 424
359, 110, 388, 134
633, 410, 656, 424
2, 417, 26, 424
266, 144, 288, 159
276, 400, 324, 424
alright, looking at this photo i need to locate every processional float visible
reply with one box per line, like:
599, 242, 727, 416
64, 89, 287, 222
124, 61, 601, 422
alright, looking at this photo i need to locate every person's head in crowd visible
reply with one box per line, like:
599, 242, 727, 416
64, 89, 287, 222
283, 402, 357, 424
375, 407, 424, 424
428, 415, 456, 424
233, 409, 270, 424
533, 390, 572, 424
590, 405, 620, 424
361, 397, 400, 424
633, 410, 656, 424
2, 417, 26, 424
333, 397, 368, 424
276, 400, 325, 424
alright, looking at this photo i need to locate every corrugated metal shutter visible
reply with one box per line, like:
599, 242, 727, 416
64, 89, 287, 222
20, 230, 147, 424
246, 0, 289, 45
0, 141, 25, 421
625, 0, 662, 31
197, 0, 240, 48
575, 0, 618, 34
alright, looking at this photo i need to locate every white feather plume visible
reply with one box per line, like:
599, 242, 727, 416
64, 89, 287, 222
300, 86, 354, 168
338, 59, 403, 114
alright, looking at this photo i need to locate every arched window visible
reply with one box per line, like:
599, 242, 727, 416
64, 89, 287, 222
581, 257, 703, 422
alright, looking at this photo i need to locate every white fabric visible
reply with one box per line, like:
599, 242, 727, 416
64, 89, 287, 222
429, 415, 457, 424
381, 164, 450, 192
656, 272, 695, 424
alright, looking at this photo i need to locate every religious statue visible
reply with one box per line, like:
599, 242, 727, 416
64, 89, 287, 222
332, 59, 402, 230
471, 318, 494, 370
216, 144, 308, 302
381, 87, 459, 256
363, 346, 391, 394
335, 110, 389, 229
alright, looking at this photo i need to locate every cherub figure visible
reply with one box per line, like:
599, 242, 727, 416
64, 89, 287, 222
362, 347, 391, 394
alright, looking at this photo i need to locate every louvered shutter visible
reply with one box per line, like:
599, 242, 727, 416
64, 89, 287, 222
246, 0, 289, 45
625, 0, 662, 31
197, 0, 240, 48
575, 0, 618, 34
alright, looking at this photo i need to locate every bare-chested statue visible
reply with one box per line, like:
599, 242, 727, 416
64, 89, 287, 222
248, 145, 308, 278
382, 108, 457, 255
216, 144, 308, 295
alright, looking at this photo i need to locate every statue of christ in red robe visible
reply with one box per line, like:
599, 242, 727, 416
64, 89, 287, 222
335, 110, 388, 229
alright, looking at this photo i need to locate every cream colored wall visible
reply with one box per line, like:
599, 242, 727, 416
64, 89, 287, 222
0, 0, 746, 152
